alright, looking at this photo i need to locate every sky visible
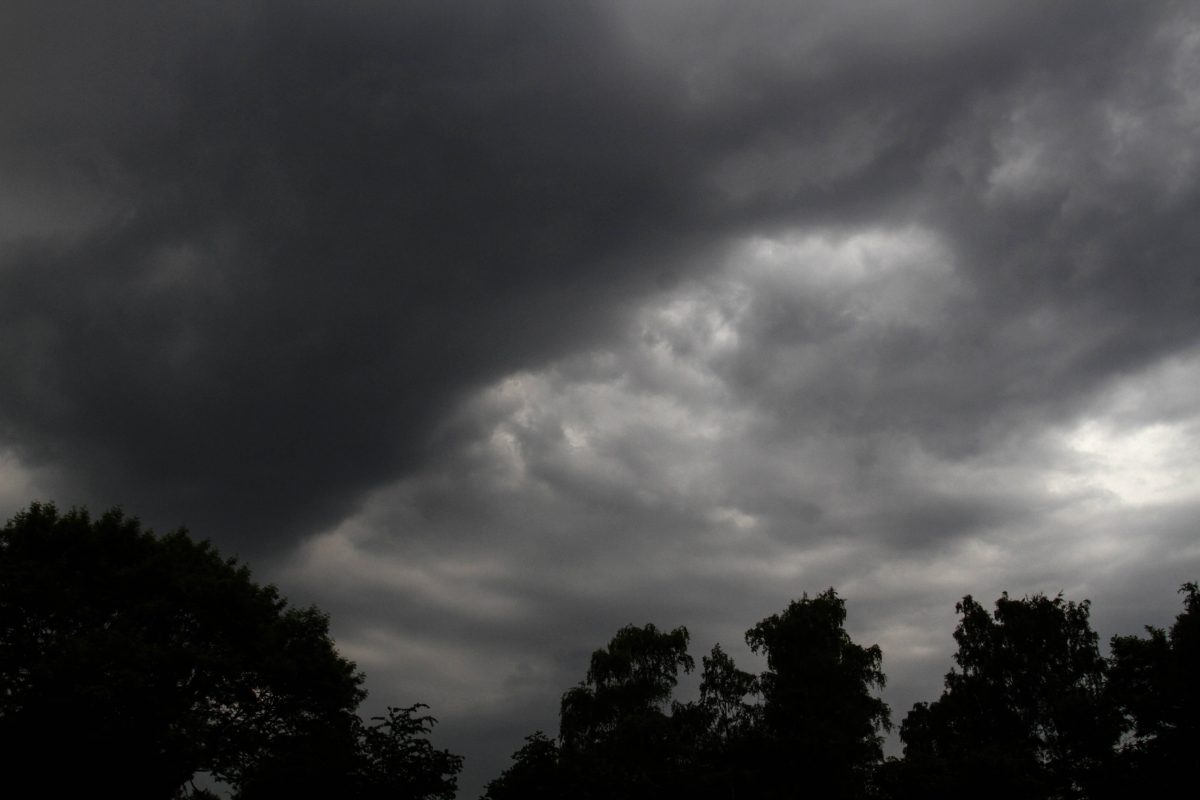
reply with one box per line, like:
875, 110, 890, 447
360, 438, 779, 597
3, 0, 1200, 795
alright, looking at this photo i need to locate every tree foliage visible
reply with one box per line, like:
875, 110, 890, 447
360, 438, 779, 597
893, 592, 1118, 800
746, 589, 891, 799
697, 643, 760, 744
481, 732, 565, 800
353, 705, 464, 800
557, 623, 695, 799
559, 623, 694, 749
1105, 582, 1200, 795
489, 591, 890, 800
7, 501, 1195, 800
0, 502, 461, 799
486, 585, 1200, 800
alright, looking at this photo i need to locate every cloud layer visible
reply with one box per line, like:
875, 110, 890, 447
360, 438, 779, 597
3, 1, 1200, 794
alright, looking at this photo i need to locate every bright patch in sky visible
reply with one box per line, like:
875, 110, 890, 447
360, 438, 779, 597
1053, 418, 1200, 507
1045, 350, 1200, 508
0, 450, 47, 518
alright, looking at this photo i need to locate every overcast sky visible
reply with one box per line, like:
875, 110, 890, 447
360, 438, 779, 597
3, 0, 1200, 795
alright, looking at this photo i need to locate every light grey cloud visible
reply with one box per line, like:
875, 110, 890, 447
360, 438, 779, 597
280, 272, 1200, 793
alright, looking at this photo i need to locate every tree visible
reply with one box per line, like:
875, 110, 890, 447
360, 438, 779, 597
487, 595, 890, 800
353, 705, 463, 800
682, 643, 763, 800
1105, 582, 1200, 795
557, 623, 695, 799
486, 623, 696, 800
481, 732, 565, 800
745, 588, 891, 799
895, 592, 1119, 800
235, 703, 463, 800
0, 502, 461, 798
697, 643, 760, 743
559, 623, 695, 745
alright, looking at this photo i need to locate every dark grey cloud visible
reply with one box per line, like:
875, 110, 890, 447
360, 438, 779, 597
1, 0, 706, 551
4, 1, 1200, 796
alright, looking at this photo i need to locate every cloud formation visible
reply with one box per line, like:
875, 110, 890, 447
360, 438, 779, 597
3, 1, 1200, 794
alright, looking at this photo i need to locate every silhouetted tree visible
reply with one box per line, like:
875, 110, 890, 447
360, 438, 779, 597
481, 732, 564, 800
488, 594, 892, 800
558, 623, 695, 799
698, 644, 761, 742
894, 592, 1119, 800
236, 703, 462, 800
682, 643, 763, 800
353, 704, 463, 800
0, 502, 461, 799
745, 588, 891, 799
1104, 582, 1200, 796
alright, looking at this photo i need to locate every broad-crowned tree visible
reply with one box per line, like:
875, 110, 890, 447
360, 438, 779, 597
0, 503, 461, 799
896, 592, 1118, 800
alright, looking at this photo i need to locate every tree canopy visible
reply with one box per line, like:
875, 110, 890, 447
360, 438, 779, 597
4, 501, 1195, 800
0, 502, 461, 799
487, 585, 1198, 800
487, 589, 891, 800
889, 593, 1121, 800
1105, 582, 1200, 796
557, 623, 696, 799
747, 589, 891, 799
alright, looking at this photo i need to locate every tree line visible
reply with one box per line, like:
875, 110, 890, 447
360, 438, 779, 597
485, 584, 1198, 800
1, 503, 1195, 798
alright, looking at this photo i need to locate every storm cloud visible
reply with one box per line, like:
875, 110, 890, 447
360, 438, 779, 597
3, 1, 1200, 794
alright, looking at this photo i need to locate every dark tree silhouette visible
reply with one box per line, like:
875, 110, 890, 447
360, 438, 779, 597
0, 502, 461, 799
558, 623, 695, 799
1105, 582, 1200, 796
893, 592, 1119, 800
745, 588, 891, 799
485, 585, 1200, 800
697, 643, 760, 742
485, 623, 698, 799
481, 732, 564, 800
236, 703, 463, 800
488, 593, 890, 800
354, 704, 463, 800
679, 643, 763, 800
